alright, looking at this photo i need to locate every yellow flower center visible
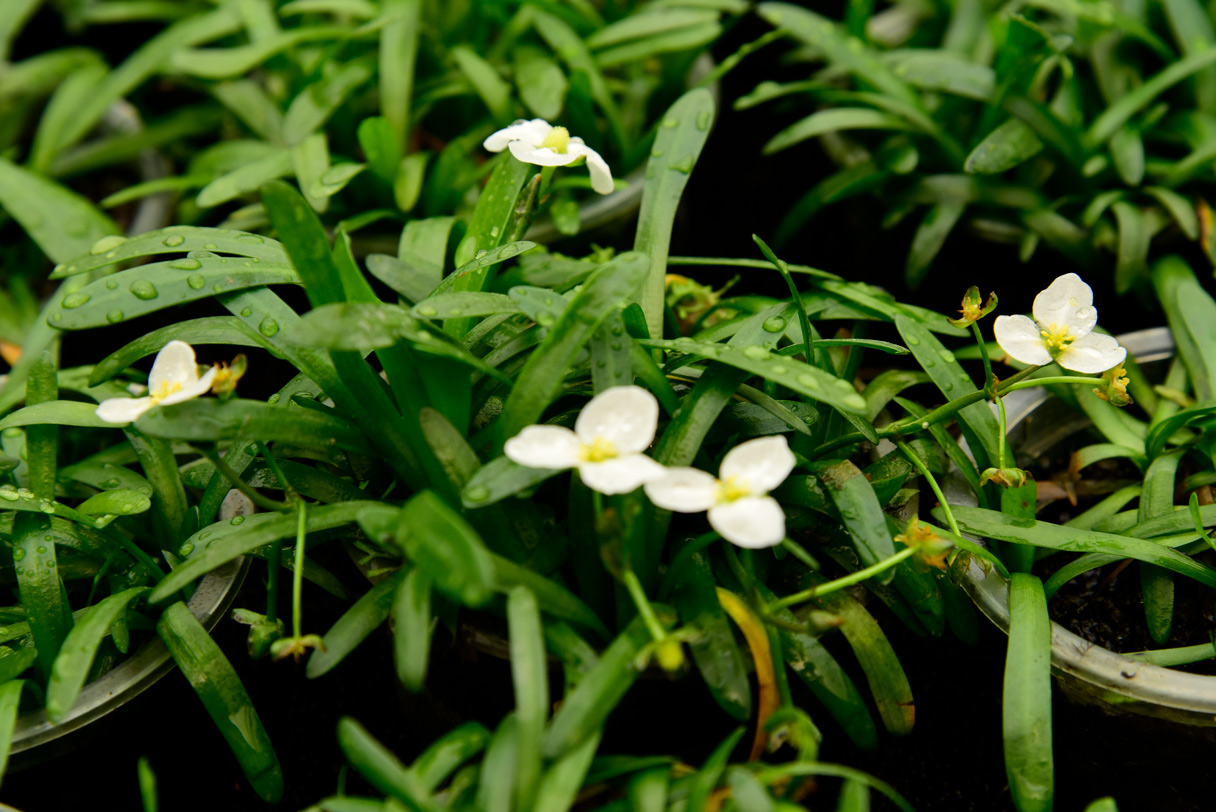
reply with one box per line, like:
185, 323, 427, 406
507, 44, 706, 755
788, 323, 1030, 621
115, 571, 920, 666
150, 381, 183, 404
717, 476, 751, 503
1039, 323, 1074, 355
540, 126, 571, 154
580, 436, 617, 463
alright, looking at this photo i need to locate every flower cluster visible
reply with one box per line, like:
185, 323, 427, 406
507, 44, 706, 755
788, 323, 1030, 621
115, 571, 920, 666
504, 386, 794, 548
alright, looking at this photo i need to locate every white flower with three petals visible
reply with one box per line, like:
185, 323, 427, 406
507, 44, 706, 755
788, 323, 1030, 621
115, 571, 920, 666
96, 340, 218, 424
993, 273, 1126, 373
504, 386, 664, 495
484, 119, 615, 195
645, 435, 795, 549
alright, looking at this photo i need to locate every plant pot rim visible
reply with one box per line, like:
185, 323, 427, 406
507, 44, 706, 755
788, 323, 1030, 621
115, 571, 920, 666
9, 556, 249, 765
956, 326, 1216, 723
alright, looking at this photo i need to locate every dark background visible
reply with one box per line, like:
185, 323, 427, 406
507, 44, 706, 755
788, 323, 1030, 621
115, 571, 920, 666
6, 6, 1216, 811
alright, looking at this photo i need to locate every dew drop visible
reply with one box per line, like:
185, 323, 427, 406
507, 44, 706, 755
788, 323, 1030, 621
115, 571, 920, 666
11, 548, 24, 560
743, 345, 770, 360
906, 335, 921, 346
670, 158, 695, 174
466, 486, 490, 503
696, 110, 712, 130
62, 292, 91, 309
258, 316, 280, 337
105, 279, 118, 290
179, 543, 195, 557
939, 349, 956, 363
230, 515, 246, 525
762, 317, 786, 333
90, 235, 127, 255
203, 243, 218, 251
663, 117, 678, 128
163, 234, 185, 247
107, 310, 125, 324
240, 307, 253, 317
771, 364, 787, 374
237, 234, 264, 245
417, 305, 438, 317
129, 280, 158, 300
36, 546, 46, 555
169, 258, 202, 271
797, 373, 821, 390
186, 274, 206, 290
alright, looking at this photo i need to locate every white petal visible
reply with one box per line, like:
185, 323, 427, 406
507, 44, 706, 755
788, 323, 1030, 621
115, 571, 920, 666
149, 340, 201, 394
718, 436, 795, 494
578, 454, 665, 495
96, 396, 154, 424
1033, 273, 1096, 334
1056, 332, 1127, 374
574, 385, 659, 454
484, 119, 552, 152
508, 140, 580, 167
569, 143, 615, 194
993, 314, 1052, 365
504, 425, 581, 470
644, 467, 720, 513
159, 366, 218, 406
709, 497, 787, 549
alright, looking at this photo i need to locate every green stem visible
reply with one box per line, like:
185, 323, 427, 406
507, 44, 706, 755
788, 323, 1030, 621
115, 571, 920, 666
812, 365, 1043, 457
768, 547, 918, 610
265, 540, 282, 624
622, 567, 667, 644
199, 446, 292, 513
1001, 375, 1104, 392
995, 392, 1010, 470
897, 441, 961, 539
292, 500, 307, 639
258, 441, 296, 500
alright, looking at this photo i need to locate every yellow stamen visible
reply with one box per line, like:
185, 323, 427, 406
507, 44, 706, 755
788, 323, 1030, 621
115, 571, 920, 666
580, 436, 617, 463
717, 476, 751, 503
539, 126, 571, 154
150, 381, 183, 404
1040, 322, 1074, 354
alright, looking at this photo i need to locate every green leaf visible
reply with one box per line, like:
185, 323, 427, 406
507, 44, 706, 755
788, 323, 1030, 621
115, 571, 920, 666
634, 88, 715, 338
594, 22, 722, 68
1003, 573, 1053, 812
491, 555, 608, 638
283, 62, 373, 146
150, 502, 379, 602
159, 601, 282, 802
942, 506, 1216, 590
686, 728, 746, 812
0, 400, 118, 431
46, 587, 148, 721
135, 399, 375, 455
48, 226, 288, 279
965, 118, 1043, 174
533, 730, 601, 812
814, 461, 896, 575
544, 615, 657, 758
0, 681, 25, 787
508, 587, 547, 809
674, 551, 751, 720
1111, 202, 1150, 294
462, 456, 561, 507
894, 314, 999, 470
379, 0, 423, 148
515, 46, 567, 120
452, 46, 512, 121
764, 109, 914, 155
394, 491, 496, 606
307, 571, 404, 678
197, 151, 295, 207
643, 338, 868, 414
0, 158, 120, 263
904, 202, 965, 288
393, 567, 433, 692
46, 257, 299, 330
76, 488, 151, 521
1152, 256, 1216, 403
1086, 48, 1216, 147
498, 251, 649, 440
13, 514, 72, 677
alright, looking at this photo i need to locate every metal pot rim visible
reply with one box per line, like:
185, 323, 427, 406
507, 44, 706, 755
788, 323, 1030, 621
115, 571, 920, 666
9, 557, 249, 763
958, 326, 1216, 717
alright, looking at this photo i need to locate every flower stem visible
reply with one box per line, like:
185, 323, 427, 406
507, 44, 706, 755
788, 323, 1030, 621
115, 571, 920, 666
897, 441, 961, 539
622, 567, 668, 644
258, 441, 296, 501
265, 540, 282, 624
768, 547, 918, 610
292, 500, 307, 639
199, 446, 292, 512
1001, 375, 1102, 392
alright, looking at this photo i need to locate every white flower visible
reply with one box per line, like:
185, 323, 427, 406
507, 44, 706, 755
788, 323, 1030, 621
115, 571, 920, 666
993, 273, 1126, 373
483, 119, 614, 195
96, 340, 218, 424
504, 385, 663, 495
644, 435, 795, 549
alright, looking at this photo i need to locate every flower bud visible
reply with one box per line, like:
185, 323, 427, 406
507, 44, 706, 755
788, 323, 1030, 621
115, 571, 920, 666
948, 286, 998, 327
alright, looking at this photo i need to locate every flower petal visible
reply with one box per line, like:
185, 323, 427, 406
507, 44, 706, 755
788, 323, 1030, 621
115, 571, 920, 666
578, 454, 665, 495
149, 340, 201, 395
644, 467, 720, 513
504, 425, 581, 470
1056, 331, 1127, 373
569, 143, 615, 195
508, 140, 580, 167
718, 435, 795, 494
994, 314, 1052, 366
708, 496, 786, 549
96, 396, 154, 424
159, 365, 218, 406
484, 119, 551, 152
574, 385, 659, 454
1033, 273, 1096, 335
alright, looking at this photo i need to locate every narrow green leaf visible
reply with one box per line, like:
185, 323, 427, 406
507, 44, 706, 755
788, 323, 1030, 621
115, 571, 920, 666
393, 567, 433, 692
47, 587, 148, 721
1003, 573, 1053, 812
307, 571, 405, 678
